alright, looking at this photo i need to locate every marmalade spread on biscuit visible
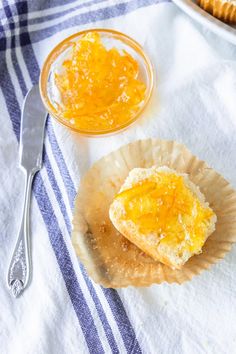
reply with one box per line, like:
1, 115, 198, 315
54, 32, 146, 132
115, 172, 214, 254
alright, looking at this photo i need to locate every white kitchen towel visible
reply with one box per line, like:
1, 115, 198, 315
0, 0, 236, 353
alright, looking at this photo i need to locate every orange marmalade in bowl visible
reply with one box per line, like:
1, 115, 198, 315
40, 29, 153, 136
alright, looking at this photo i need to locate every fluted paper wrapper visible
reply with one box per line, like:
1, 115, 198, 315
198, 0, 236, 23
72, 140, 236, 287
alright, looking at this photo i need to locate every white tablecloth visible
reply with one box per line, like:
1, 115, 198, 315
0, 0, 236, 353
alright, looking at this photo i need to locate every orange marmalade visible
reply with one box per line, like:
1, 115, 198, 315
115, 172, 214, 254
54, 32, 147, 132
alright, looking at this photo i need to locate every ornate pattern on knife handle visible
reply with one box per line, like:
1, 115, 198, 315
8, 171, 34, 297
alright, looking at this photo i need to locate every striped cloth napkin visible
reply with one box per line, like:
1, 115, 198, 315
1, 0, 236, 353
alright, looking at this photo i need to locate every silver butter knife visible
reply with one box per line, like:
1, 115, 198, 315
7, 85, 47, 297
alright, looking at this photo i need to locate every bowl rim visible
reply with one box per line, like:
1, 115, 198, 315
39, 28, 154, 136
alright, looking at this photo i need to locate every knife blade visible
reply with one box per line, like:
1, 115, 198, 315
7, 85, 47, 297
20, 85, 47, 171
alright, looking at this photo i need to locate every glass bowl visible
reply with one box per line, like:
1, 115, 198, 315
39, 29, 154, 136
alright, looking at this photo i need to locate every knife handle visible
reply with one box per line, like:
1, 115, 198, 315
7, 169, 35, 297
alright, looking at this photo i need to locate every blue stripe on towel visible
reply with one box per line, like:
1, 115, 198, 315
0, 67, 105, 354
14, 3, 125, 353
1, 2, 104, 352
1, 2, 141, 353
18, 2, 142, 351
0, 0, 166, 50
0, 0, 170, 351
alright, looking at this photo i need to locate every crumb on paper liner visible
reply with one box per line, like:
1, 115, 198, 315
72, 139, 236, 288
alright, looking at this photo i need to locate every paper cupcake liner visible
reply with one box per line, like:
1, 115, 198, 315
72, 139, 236, 287
198, 0, 236, 23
